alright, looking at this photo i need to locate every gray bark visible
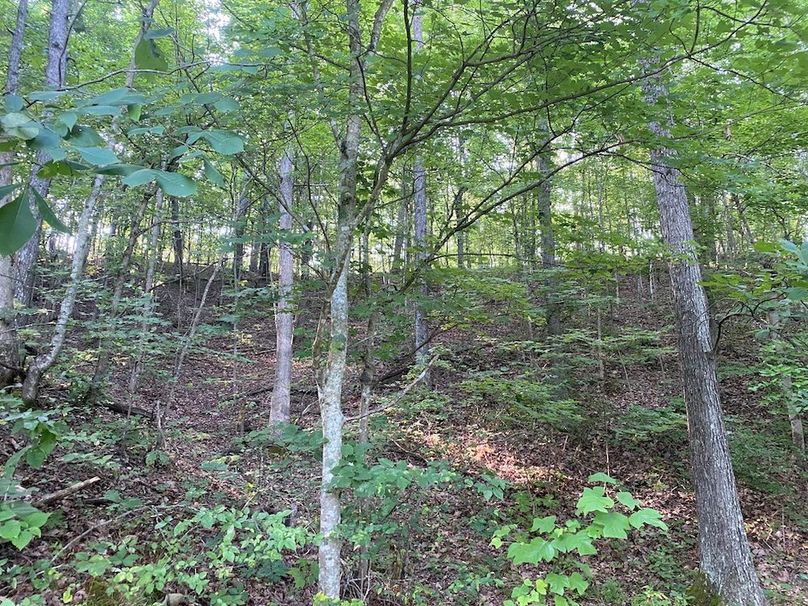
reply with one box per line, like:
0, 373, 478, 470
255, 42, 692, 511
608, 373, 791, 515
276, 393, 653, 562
0, 0, 29, 384
22, 176, 102, 404
412, 8, 430, 379
536, 153, 561, 337
640, 55, 767, 606
233, 183, 250, 281
767, 309, 805, 452
270, 146, 295, 424
14, 0, 72, 305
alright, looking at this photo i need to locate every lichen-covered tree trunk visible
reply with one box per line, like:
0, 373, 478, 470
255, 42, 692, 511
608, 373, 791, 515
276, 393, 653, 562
270, 145, 295, 424
15, 0, 71, 305
0, 0, 28, 385
641, 56, 768, 606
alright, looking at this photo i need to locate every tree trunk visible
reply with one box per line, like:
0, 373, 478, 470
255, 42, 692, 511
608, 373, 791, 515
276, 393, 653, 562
22, 176, 102, 404
270, 145, 295, 424
0, 0, 29, 385
412, 8, 430, 383
14, 0, 72, 306
233, 183, 249, 281
767, 309, 805, 452
640, 53, 767, 606
537, 153, 561, 337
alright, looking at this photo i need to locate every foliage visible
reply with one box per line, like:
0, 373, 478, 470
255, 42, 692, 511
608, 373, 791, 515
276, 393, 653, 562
493, 474, 668, 606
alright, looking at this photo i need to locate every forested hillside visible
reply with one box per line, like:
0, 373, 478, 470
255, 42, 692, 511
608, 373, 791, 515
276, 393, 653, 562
0, 0, 806, 605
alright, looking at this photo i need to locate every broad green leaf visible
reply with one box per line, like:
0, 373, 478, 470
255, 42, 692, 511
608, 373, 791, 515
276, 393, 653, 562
32, 188, 70, 233
587, 472, 617, 484
576, 486, 614, 514
0, 184, 19, 200
155, 171, 197, 197
592, 511, 630, 538
76, 146, 119, 167
629, 508, 668, 531
4, 94, 23, 112
545, 572, 570, 595
0, 520, 21, 540
508, 537, 556, 565
190, 129, 244, 155
567, 572, 589, 595
123, 169, 160, 188
0, 188, 36, 256
134, 38, 168, 71
10, 530, 33, 550
531, 515, 557, 533
616, 491, 638, 510
204, 159, 225, 187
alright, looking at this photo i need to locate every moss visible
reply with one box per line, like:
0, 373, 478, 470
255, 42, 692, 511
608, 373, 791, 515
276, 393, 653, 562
686, 572, 724, 606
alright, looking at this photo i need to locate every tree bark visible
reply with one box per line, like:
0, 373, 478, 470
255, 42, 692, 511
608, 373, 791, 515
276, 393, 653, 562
233, 182, 249, 281
270, 145, 295, 424
536, 153, 561, 337
14, 0, 72, 306
640, 53, 767, 606
22, 176, 102, 404
0, 0, 29, 385
412, 7, 430, 383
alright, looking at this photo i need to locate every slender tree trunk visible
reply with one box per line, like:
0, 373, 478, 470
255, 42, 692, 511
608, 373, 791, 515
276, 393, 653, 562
767, 309, 805, 452
412, 8, 430, 383
270, 145, 295, 424
14, 0, 71, 305
537, 153, 561, 337
640, 54, 767, 606
129, 187, 165, 394
233, 183, 249, 281
0, 0, 29, 385
392, 178, 408, 274
21, 176, 102, 404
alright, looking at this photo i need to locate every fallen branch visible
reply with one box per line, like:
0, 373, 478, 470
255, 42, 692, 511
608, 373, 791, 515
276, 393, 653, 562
34, 476, 100, 506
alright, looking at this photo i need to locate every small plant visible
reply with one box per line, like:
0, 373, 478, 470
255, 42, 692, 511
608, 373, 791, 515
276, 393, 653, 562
492, 473, 668, 606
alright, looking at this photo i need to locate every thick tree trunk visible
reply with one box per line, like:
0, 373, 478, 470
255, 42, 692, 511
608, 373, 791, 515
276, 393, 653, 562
22, 176, 102, 404
270, 146, 295, 424
14, 0, 71, 306
641, 56, 767, 606
0, 0, 29, 385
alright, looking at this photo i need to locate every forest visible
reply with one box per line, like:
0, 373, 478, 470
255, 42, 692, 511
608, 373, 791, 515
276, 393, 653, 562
0, 0, 806, 604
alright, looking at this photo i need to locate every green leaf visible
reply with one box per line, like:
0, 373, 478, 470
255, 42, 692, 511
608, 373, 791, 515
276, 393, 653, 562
629, 508, 668, 531
204, 159, 225, 187
0, 184, 19, 200
4, 94, 23, 112
508, 537, 556, 565
156, 171, 197, 197
32, 188, 70, 233
134, 38, 168, 71
576, 486, 614, 514
76, 146, 119, 167
531, 515, 557, 533
123, 169, 159, 188
545, 572, 570, 595
0, 520, 21, 540
567, 572, 589, 595
587, 472, 617, 485
592, 511, 630, 539
0, 188, 36, 256
616, 491, 638, 510
190, 129, 244, 155
10, 530, 34, 549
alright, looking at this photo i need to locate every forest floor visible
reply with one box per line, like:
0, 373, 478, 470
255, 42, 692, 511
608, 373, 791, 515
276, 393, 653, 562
2, 272, 806, 606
